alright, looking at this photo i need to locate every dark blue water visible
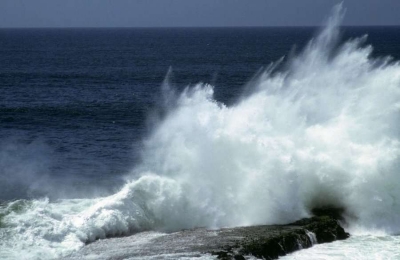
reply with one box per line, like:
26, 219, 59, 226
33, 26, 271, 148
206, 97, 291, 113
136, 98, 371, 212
1, 27, 399, 200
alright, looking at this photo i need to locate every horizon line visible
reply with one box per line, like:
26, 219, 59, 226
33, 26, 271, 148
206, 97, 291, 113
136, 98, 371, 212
1, 25, 400, 29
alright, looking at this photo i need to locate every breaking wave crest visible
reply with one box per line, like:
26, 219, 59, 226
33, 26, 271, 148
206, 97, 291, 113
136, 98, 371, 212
2, 4, 400, 259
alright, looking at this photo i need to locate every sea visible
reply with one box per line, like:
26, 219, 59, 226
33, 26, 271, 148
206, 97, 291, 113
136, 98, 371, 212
2, 6, 400, 259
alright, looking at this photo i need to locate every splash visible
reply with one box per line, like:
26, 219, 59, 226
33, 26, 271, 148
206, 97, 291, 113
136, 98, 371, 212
2, 4, 400, 259
138, 4, 400, 232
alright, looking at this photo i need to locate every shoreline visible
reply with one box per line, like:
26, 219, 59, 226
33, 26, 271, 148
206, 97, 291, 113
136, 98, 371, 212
65, 208, 349, 259
211, 214, 349, 259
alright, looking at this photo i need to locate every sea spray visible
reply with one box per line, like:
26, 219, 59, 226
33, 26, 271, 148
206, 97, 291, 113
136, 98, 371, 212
139, 4, 400, 232
2, 4, 400, 259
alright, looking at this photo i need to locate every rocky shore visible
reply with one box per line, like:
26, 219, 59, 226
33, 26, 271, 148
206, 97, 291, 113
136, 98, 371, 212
65, 208, 349, 260
211, 208, 349, 259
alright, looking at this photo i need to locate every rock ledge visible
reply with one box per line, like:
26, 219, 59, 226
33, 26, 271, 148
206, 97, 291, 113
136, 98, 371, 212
211, 209, 349, 259
65, 208, 349, 259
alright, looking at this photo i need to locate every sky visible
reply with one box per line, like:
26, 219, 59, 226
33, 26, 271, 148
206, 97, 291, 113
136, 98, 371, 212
1, 0, 400, 28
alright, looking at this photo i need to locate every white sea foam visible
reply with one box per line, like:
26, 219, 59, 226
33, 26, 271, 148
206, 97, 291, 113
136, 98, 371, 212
2, 4, 400, 259
281, 234, 400, 260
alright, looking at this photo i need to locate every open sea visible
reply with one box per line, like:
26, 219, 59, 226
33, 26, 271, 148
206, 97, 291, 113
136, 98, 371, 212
2, 7, 400, 259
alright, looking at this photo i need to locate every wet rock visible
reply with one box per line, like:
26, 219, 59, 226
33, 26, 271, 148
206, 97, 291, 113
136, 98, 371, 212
65, 208, 349, 260
236, 215, 349, 259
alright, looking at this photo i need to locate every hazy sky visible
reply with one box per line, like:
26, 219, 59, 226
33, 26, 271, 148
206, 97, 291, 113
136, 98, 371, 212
1, 0, 400, 28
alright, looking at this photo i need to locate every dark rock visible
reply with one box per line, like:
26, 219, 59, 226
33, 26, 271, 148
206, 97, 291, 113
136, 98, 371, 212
305, 216, 349, 243
234, 208, 350, 260
239, 229, 312, 259
64, 207, 349, 260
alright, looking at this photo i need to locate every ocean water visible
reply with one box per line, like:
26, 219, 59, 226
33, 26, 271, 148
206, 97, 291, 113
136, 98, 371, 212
2, 6, 400, 259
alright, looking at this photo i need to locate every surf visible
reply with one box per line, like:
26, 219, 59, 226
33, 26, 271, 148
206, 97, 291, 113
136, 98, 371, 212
2, 4, 400, 259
